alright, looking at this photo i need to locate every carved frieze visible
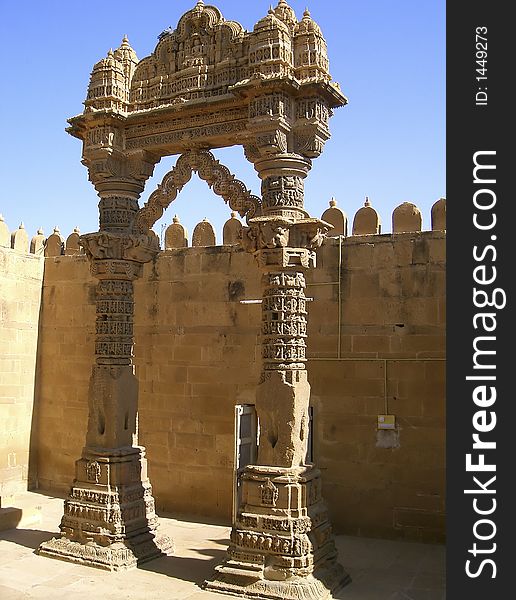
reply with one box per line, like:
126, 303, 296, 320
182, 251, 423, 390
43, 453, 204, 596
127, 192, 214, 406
232, 529, 311, 558
296, 98, 330, 125
98, 197, 140, 231
70, 488, 119, 505
125, 120, 248, 152
85, 126, 123, 151
249, 94, 293, 120
80, 232, 159, 264
238, 514, 312, 534
262, 271, 307, 370
262, 175, 305, 211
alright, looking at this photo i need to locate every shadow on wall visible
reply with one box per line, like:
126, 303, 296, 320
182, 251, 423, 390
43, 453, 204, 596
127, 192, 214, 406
27, 286, 45, 493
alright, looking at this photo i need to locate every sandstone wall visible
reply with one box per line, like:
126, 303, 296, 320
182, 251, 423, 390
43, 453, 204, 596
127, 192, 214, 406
33, 231, 445, 542
0, 246, 43, 502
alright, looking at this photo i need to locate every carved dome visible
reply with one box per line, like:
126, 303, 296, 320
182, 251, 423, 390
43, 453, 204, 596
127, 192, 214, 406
292, 8, 329, 81
295, 9, 322, 36
274, 0, 297, 30
92, 49, 116, 71
254, 9, 290, 34
114, 35, 138, 63
175, 0, 225, 40
85, 37, 138, 113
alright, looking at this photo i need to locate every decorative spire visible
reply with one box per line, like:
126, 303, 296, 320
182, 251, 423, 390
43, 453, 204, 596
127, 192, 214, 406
37, 227, 44, 235
193, 0, 205, 13
274, 0, 297, 29
364, 196, 371, 207
329, 197, 337, 207
295, 5, 322, 36
173, 215, 180, 223
116, 35, 138, 61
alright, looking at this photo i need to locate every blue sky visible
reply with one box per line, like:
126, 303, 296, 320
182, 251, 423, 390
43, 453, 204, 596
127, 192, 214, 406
0, 0, 444, 243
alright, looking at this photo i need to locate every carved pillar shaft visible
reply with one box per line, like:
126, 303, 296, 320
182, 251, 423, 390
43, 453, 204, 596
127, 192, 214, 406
257, 270, 309, 468
38, 172, 173, 570
207, 153, 349, 599
98, 196, 140, 232
87, 275, 139, 452
95, 279, 134, 365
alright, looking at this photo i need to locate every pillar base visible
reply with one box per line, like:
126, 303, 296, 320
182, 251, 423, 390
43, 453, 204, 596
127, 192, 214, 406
205, 562, 349, 600
37, 530, 172, 571
205, 465, 350, 600
37, 446, 173, 571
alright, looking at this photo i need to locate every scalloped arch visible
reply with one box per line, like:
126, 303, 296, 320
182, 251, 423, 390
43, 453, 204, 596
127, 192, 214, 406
135, 150, 262, 232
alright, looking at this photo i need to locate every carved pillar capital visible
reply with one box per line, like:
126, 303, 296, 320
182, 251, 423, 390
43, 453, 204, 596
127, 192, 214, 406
241, 216, 331, 271
80, 232, 160, 270
293, 96, 332, 159
81, 149, 160, 234
83, 150, 159, 197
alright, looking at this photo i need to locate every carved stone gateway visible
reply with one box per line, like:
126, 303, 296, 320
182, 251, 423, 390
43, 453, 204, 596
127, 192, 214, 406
38, 0, 349, 592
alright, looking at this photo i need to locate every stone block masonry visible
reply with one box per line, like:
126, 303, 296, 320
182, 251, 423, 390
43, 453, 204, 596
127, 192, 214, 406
0, 247, 44, 506
31, 230, 445, 543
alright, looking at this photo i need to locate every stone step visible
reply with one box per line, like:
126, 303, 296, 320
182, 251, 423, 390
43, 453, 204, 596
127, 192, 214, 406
0, 494, 43, 531
213, 561, 263, 579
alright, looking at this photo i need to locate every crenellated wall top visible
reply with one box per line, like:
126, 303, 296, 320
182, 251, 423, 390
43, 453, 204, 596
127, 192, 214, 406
0, 197, 446, 257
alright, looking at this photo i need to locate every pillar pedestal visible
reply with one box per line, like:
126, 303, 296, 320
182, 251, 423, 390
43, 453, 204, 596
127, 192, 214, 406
206, 465, 349, 599
38, 446, 171, 570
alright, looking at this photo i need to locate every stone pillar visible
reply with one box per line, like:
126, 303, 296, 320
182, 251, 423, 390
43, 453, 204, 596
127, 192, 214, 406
38, 163, 173, 570
206, 154, 349, 599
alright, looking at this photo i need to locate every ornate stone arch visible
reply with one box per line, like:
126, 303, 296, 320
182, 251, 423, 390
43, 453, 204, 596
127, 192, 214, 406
47, 3, 350, 595
135, 150, 261, 232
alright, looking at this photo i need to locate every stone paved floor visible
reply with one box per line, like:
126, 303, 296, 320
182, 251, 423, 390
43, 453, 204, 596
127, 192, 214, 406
0, 492, 445, 600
